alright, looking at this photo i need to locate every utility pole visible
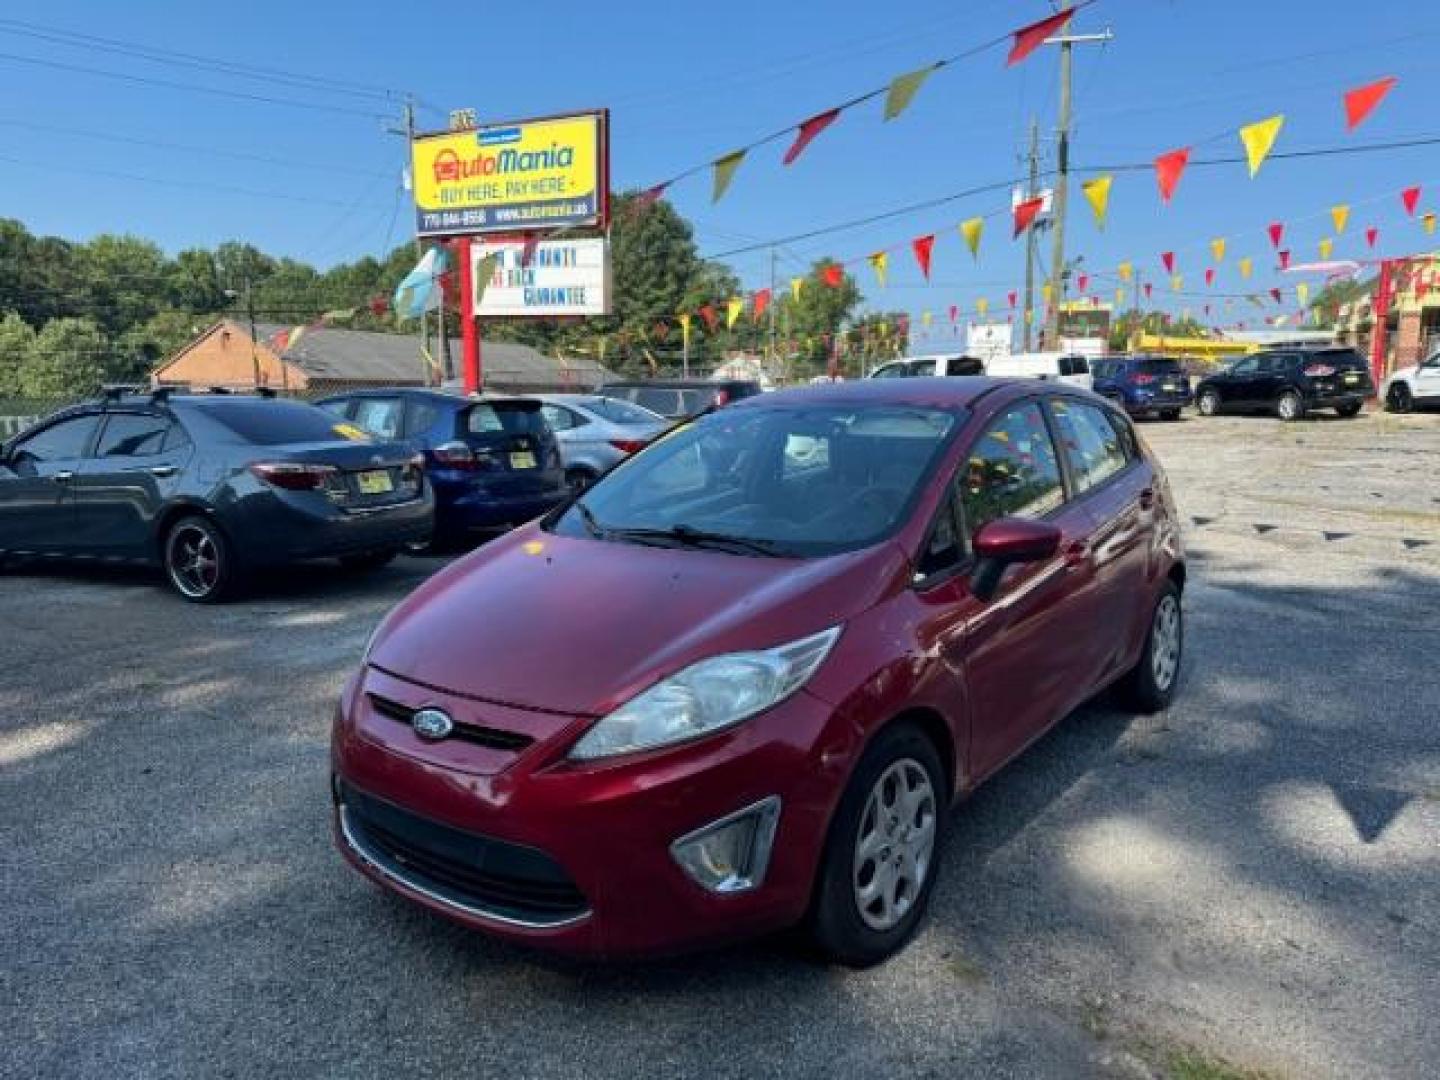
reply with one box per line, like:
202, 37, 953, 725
1042, 10, 1113, 350
768, 246, 778, 371
1022, 119, 1040, 352
246, 276, 260, 390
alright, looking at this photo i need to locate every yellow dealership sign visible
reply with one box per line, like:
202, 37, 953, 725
410, 111, 609, 237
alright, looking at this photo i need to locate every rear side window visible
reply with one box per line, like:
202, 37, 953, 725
959, 401, 1065, 536
633, 388, 678, 415
1320, 350, 1367, 370
1058, 356, 1090, 377
1048, 398, 1130, 493
540, 404, 584, 431
351, 398, 404, 439
13, 415, 100, 463
677, 389, 712, 415
190, 400, 370, 445
406, 398, 443, 435
587, 397, 660, 424
466, 403, 547, 437
95, 413, 170, 457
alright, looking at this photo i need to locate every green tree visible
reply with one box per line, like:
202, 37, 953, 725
771, 259, 864, 376
167, 248, 228, 313
19, 317, 109, 397
117, 310, 206, 377
0, 310, 37, 396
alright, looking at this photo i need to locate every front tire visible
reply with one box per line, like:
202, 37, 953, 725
163, 515, 240, 603
1160, 408, 1182, 421
1386, 383, 1414, 414
809, 723, 946, 967
1276, 390, 1306, 422
1336, 401, 1363, 419
1197, 390, 1220, 417
1116, 580, 1183, 713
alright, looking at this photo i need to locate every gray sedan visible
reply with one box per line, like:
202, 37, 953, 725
535, 394, 667, 490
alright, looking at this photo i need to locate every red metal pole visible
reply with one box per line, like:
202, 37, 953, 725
457, 236, 482, 394
1370, 257, 1393, 393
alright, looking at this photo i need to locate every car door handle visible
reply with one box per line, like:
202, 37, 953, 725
149, 465, 178, 478
54, 470, 74, 482
1138, 487, 1155, 511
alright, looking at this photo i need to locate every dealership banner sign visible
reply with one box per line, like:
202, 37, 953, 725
471, 238, 611, 317
411, 111, 608, 237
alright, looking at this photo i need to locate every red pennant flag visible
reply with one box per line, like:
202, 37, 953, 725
822, 264, 844, 288
753, 288, 771, 321
1143, 283, 1153, 299
1008, 9, 1073, 66
652, 321, 670, 343
1012, 195, 1045, 237
1267, 222, 1285, 249
948, 304, 959, 323
911, 234, 936, 280
699, 305, 718, 331
1161, 252, 1176, 275
634, 183, 668, 210
1154, 148, 1191, 204
1278, 250, 1291, 270
1366, 227, 1379, 249
1077, 273, 1089, 294
1344, 77, 1398, 131
783, 108, 842, 166
368, 295, 389, 316
1204, 268, 1216, 287
1401, 186, 1422, 216
1007, 291, 1018, 309
1269, 288, 1283, 304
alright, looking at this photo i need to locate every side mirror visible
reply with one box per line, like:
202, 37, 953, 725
969, 517, 1062, 601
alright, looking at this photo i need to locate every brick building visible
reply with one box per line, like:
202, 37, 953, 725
1335, 254, 1440, 374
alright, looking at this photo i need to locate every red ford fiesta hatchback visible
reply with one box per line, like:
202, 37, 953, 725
332, 379, 1185, 965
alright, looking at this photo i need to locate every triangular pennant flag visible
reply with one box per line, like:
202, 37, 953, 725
726, 297, 744, 330
652, 321, 670, 343
783, 108, 842, 166
790, 276, 805, 302
1081, 175, 1113, 229
1077, 273, 1089, 294
1278, 250, 1292, 270
699, 304, 718, 331
921, 310, 933, 327
1115, 288, 1126, 306
1154, 148, 1191, 204
822, 264, 844, 288
634, 183, 669, 210
678, 313, 692, 350
1267, 222, 1285, 249
1331, 204, 1350, 233
1239, 256, 1254, 279
1424, 212, 1437, 236
976, 298, 990, 316
1366, 227, 1379, 249
1319, 237, 1334, 259
960, 216, 984, 260
1008, 8, 1073, 67
1161, 251, 1176, 274
753, 288, 771, 321
911, 234, 935, 280
1297, 282, 1310, 305
1204, 268, 1216, 287
1239, 115, 1285, 178
1171, 274, 1183, 293
1143, 283, 1153, 299
868, 251, 889, 287
884, 66, 937, 121
1012, 196, 1045, 237
712, 150, 746, 202
1007, 290, 1018, 309
1042, 282, 1053, 304
1344, 76, 1398, 131
1210, 238, 1227, 262
1401, 186, 1422, 217
1118, 262, 1133, 282
948, 305, 959, 323
1270, 288, 1284, 305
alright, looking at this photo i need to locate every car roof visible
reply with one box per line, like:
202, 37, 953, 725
601, 379, 752, 390
736, 376, 1055, 412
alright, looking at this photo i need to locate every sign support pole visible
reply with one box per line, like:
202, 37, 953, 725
458, 236, 482, 394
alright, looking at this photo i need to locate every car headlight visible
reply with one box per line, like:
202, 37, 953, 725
567, 626, 842, 761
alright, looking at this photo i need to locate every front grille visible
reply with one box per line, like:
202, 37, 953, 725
339, 781, 589, 926
368, 694, 534, 752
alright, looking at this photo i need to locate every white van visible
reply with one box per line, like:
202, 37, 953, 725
868, 355, 986, 379
985, 351, 1093, 390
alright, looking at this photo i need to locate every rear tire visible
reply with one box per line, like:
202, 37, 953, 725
1276, 390, 1306, 422
1336, 401, 1363, 419
163, 515, 240, 603
808, 722, 947, 967
1197, 390, 1220, 417
1160, 409, 1182, 421
338, 549, 398, 572
1116, 580, 1183, 714
565, 467, 597, 494
1386, 384, 1414, 414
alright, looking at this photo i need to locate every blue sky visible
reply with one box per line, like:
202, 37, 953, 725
1, 0, 1436, 331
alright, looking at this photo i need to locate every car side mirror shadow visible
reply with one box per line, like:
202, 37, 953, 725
968, 518, 1062, 602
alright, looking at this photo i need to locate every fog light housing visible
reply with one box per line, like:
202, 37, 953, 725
670, 797, 781, 894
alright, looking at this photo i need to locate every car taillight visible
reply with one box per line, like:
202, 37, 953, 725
609, 438, 649, 455
1303, 364, 1337, 377
403, 453, 426, 485
1131, 374, 1157, 385
432, 440, 479, 469
713, 389, 731, 407
249, 462, 338, 491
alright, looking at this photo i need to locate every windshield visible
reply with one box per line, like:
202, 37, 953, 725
466, 401, 547, 437
585, 396, 663, 425
547, 404, 961, 557
190, 399, 371, 445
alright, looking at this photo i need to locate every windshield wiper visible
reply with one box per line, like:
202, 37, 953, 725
606, 522, 786, 557
573, 499, 610, 539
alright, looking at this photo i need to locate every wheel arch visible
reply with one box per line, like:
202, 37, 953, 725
152, 500, 222, 562
876, 706, 959, 802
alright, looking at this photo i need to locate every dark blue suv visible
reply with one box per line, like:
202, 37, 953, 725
317, 389, 565, 546
1090, 356, 1193, 421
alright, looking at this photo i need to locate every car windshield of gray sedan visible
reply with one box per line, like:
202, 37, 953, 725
550, 405, 961, 557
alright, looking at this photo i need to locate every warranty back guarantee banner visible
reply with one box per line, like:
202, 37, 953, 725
411, 112, 607, 238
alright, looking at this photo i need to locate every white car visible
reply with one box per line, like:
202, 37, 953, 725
1383, 348, 1440, 413
986, 351, 1094, 391
868, 355, 985, 379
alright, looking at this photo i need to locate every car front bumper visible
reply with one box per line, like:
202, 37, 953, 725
330, 666, 853, 958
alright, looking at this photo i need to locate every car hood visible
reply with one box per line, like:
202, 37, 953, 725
366, 525, 909, 717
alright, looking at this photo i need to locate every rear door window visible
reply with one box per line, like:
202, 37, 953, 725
587, 397, 661, 424
1048, 398, 1130, 493
633, 388, 678, 416
94, 413, 171, 457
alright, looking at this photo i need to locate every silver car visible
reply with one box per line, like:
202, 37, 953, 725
535, 394, 668, 491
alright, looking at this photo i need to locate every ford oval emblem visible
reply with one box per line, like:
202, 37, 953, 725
412, 707, 454, 741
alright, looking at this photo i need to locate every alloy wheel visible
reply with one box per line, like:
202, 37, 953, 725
1278, 393, 1302, 421
1151, 593, 1182, 692
852, 758, 937, 932
1388, 385, 1413, 414
167, 524, 220, 599
1198, 392, 1218, 416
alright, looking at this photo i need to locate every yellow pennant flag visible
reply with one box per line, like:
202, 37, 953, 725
1081, 175, 1113, 229
884, 66, 936, 121
1118, 261, 1134, 282
1424, 212, 1437, 236
921, 310, 933, 327
959, 217, 984, 260
1210, 238, 1227, 262
712, 150, 746, 202
1171, 274, 1183, 292
1318, 237, 1334, 260
726, 297, 744, 329
1115, 288, 1127, 306
1024, 309, 1034, 325
1238, 257, 1254, 280
1297, 282, 1310, 305
1041, 282, 1053, 304
790, 276, 805, 302
1331, 204, 1350, 234
1239, 114, 1285, 178
678, 313, 692, 350
1182, 308, 1191, 321
976, 297, 990, 316
868, 251, 889, 287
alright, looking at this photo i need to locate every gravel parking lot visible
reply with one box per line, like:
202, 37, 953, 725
3, 411, 1438, 1079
